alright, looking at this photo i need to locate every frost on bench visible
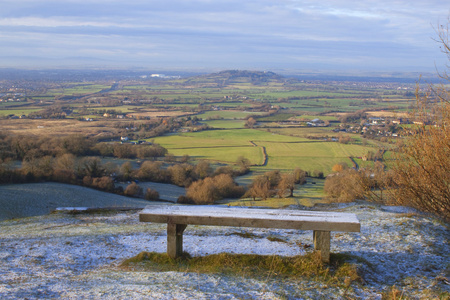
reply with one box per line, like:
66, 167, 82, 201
139, 205, 360, 263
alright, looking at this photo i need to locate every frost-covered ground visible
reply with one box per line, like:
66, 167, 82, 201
0, 182, 181, 221
0, 202, 449, 299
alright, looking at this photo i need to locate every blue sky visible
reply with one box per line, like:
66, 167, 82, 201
0, 0, 448, 73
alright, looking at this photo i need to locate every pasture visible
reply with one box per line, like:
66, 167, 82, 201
0, 70, 414, 204
46, 83, 112, 96
0, 108, 42, 116
255, 140, 371, 173
202, 119, 246, 129
197, 110, 261, 120
152, 128, 373, 174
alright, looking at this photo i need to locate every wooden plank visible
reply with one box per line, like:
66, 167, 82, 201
139, 205, 360, 232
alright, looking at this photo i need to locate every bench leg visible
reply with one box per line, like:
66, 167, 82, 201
167, 224, 187, 259
313, 230, 330, 263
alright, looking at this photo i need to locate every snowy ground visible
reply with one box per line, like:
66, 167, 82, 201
0, 182, 180, 221
0, 202, 449, 299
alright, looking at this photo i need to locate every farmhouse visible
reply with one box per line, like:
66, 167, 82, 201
307, 118, 327, 127
369, 117, 384, 124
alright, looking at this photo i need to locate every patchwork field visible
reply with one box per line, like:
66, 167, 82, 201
152, 128, 372, 174
0, 70, 413, 201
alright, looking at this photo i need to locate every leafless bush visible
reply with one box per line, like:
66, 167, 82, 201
186, 174, 245, 204
145, 188, 160, 201
389, 19, 450, 222
124, 182, 143, 197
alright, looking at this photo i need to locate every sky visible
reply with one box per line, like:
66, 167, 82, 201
0, 0, 449, 73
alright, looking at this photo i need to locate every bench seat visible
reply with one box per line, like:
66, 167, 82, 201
139, 205, 360, 263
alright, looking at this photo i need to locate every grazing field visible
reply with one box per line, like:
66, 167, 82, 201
197, 110, 262, 120
44, 83, 112, 96
170, 145, 264, 165
202, 119, 246, 129
257, 140, 369, 173
152, 128, 373, 174
0, 70, 417, 206
152, 130, 266, 164
0, 108, 42, 116
267, 127, 336, 138
125, 110, 194, 118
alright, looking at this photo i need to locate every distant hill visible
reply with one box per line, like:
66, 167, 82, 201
210, 70, 283, 80
185, 70, 287, 87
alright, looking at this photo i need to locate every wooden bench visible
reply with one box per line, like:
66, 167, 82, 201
139, 205, 360, 263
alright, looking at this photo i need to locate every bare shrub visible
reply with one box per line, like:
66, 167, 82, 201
54, 153, 76, 171
293, 168, 307, 184
331, 163, 348, 173
119, 161, 134, 181
244, 175, 274, 200
186, 177, 217, 204
145, 188, 160, 201
388, 20, 450, 221
390, 103, 450, 220
177, 195, 195, 204
80, 157, 105, 177
277, 173, 296, 198
194, 160, 212, 179
213, 173, 246, 198
186, 174, 245, 204
124, 182, 143, 197
136, 161, 168, 182
92, 176, 115, 192
324, 170, 366, 203
22, 155, 53, 180
52, 169, 77, 184
168, 163, 193, 187
213, 165, 235, 177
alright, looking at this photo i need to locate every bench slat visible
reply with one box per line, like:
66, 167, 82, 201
139, 205, 360, 232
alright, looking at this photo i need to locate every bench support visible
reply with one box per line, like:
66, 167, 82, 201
313, 230, 330, 263
167, 223, 187, 259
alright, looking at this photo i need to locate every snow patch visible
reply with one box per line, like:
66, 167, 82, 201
0, 205, 448, 299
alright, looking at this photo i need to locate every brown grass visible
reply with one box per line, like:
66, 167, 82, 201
365, 111, 408, 118
121, 251, 362, 286
1, 119, 126, 137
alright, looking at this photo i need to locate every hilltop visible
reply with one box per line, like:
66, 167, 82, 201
179, 69, 288, 87
0, 201, 448, 299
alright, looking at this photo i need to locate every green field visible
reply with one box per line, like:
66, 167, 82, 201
0, 108, 42, 116
203, 119, 246, 129
152, 128, 372, 174
264, 127, 334, 138
197, 110, 262, 120
253, 140, 370, 173
0, 70, 412, 202
47, 83, 111, 96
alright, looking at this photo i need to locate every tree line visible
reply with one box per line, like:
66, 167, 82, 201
0, 132, 310, 205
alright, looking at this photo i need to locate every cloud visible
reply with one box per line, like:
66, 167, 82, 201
0, 0, 448, 71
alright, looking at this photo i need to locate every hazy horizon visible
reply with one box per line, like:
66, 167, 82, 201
1, 1, 448, 73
